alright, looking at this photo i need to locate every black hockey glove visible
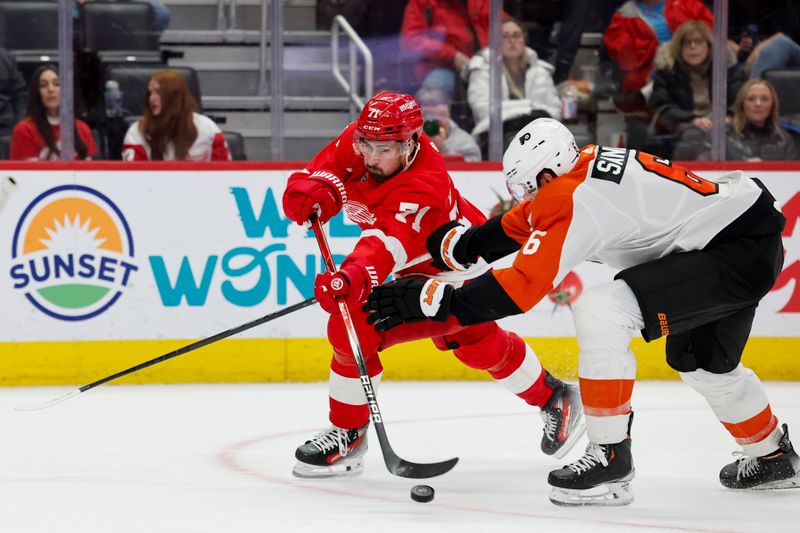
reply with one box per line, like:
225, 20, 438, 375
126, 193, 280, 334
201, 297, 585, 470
364, 278, 454, 332
426, 221, 478, 272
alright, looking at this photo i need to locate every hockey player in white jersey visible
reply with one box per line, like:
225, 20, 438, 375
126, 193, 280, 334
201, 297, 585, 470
365, 118, 797, 505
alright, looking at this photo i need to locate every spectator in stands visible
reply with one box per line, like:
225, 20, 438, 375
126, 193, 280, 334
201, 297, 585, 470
746, 33, 800, 79
0, 48, 26, 138
416, 86, 481, 162
400, 0, 490, 99
122, 69, 230, 161
693, 79, 796, 161
505, 0, 591, 85
650, 21, 745, 160
467, 17, 561, 125
9, 65, 96, 161
74, 0, 170, 35
603, 0, 712, 149
467, 16, 561, 157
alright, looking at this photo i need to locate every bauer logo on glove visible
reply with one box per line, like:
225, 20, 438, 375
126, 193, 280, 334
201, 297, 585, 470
364, 278, 454, 332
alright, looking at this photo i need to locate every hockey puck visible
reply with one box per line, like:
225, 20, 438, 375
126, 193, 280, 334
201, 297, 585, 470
410, 484, 435, 503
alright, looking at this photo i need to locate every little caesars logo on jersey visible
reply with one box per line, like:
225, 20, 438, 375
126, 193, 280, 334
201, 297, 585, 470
9, 185, 138, 321
591, 146, 629, 184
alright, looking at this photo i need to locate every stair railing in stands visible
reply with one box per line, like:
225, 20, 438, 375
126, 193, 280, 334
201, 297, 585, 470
331, 15, 373, 120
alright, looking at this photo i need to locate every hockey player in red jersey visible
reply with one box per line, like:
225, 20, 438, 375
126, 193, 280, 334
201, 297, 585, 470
282, 92, 586, 478
365, 118, 798, 504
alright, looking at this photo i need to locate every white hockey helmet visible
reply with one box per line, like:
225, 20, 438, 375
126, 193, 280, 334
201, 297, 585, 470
503, 118, 580, 203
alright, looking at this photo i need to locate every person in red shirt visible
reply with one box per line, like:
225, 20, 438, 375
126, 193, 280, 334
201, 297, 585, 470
9, 65, 97, 161
604, 0, 712, 94
122, 69, 229, 161
400, 0, 490, 98
602, 0, 712, 149
282, 91, 585, 478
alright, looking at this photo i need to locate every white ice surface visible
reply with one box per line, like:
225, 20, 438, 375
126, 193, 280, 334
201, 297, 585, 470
1, 381, 798, 533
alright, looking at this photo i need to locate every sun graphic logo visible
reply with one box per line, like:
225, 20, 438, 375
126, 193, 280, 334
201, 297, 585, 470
9, 185, 138, 321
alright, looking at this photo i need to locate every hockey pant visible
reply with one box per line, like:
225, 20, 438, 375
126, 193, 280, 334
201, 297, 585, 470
326, 302, 553, 429
573, 279, 783, 457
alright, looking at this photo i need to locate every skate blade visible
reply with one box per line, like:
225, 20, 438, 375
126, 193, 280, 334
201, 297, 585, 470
551, 407, 587, 460
750, 469, 800, 491
549, 472, 635, 507
292, 458, 365, 479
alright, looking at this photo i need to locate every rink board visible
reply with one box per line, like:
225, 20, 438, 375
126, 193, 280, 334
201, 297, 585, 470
0, 161, 798, 385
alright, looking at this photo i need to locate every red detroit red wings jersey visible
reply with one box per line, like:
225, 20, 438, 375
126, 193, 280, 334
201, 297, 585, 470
288, 123, 488, 284
493, 145, 770, 313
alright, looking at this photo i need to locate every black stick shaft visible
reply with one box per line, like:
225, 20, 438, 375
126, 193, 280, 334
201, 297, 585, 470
78, 297, 317, 393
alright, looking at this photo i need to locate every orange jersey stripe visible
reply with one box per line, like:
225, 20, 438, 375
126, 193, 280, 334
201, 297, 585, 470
722, 405, 779, 445
580, 377, 635, 417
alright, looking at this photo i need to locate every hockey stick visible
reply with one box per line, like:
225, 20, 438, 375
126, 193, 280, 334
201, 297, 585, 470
16, 297, 318, 411
310, 216, 458, 479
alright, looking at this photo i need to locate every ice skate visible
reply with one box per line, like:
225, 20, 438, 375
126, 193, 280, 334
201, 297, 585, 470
547, 438, 635, 507
292, 424, 368, 478
540, 374, 586, 459
720, 423, 800, 490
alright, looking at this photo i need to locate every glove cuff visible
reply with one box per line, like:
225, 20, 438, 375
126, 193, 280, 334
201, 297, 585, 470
439, 224, 472, 272
340, 262, 378, 288
419, 279, 453, 321
309, 170, 347, 205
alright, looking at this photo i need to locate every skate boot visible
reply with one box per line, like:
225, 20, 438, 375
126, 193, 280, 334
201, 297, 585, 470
719, 423, 800, 490
547, 412, 635, 508
292, 423, 368, 478
540, 374, 586, 459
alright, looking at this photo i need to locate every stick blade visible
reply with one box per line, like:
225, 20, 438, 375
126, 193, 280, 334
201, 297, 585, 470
388, 456, 459, 479
15, 388, 80, 412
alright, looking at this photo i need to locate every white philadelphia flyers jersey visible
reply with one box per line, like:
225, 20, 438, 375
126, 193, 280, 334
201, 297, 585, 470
493, 145, 773, 312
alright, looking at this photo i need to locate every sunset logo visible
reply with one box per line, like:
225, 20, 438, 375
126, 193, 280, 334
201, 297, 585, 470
10, 185, 138, 321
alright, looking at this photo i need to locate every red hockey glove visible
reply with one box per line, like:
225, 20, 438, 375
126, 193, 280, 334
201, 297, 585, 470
282, 171, 347, 225
314, 263, 376, 314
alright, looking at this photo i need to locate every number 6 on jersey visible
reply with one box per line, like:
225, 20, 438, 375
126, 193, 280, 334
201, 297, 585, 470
522, 230, 548, 255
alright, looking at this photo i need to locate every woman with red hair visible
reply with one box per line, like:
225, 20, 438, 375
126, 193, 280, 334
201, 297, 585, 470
122, 69, 229, 161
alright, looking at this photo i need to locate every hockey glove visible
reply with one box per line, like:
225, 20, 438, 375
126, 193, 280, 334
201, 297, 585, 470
282, 171, 346, 225
426, 221, 477, 272
364, 278, 453, 332
314, 263, 375, 314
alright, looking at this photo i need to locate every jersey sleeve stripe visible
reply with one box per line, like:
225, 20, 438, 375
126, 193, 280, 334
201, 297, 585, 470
360, 229, 408, 271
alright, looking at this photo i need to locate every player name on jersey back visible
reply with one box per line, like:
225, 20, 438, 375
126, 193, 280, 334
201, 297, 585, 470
590, 146, 629, 184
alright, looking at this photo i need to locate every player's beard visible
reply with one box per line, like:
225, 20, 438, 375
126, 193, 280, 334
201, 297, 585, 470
366, 165, 393, 182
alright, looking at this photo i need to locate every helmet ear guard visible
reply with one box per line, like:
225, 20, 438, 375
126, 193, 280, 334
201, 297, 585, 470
503, 118, 579, 203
